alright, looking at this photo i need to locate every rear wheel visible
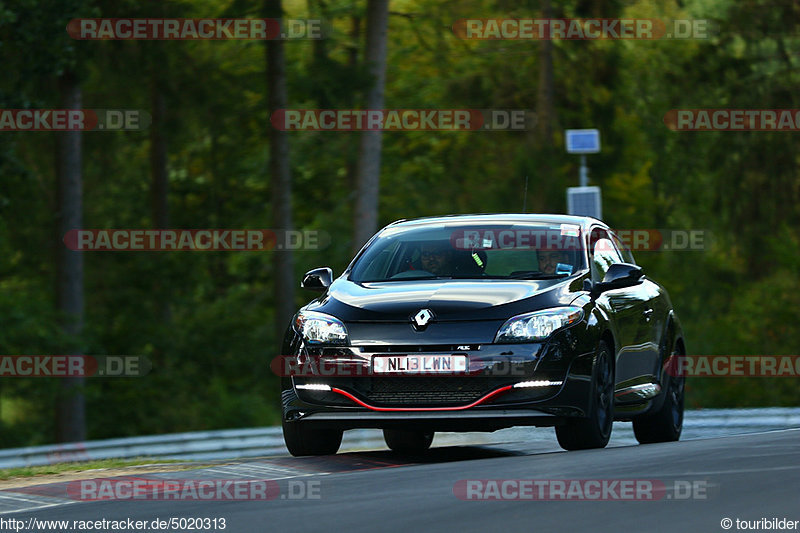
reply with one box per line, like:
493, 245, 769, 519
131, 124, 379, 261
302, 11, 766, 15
282, 420, 343, 456
556, 341, 614, 450
383, 429, 434, 454
633, 349, 685, 444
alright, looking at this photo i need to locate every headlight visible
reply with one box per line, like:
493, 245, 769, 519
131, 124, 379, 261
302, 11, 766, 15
495, 306, 583, 343
294, 310, 348, 345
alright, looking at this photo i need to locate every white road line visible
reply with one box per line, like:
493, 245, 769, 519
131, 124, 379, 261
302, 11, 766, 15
0, 493, 63, 504
0, 500, 78, 516
228, 464, 303, 475
205, 464, 313, 478
679, 464, 800, 476
202, 468, 263, 478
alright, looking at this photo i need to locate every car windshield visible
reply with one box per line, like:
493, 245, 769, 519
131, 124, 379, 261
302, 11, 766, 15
349, 222, 587, 282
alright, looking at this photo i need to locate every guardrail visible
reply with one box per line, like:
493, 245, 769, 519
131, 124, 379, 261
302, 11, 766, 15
0, 427, 287, 469
1, 407, 798, 469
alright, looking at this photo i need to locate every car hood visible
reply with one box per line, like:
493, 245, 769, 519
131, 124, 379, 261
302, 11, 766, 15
306, 277, 584, 322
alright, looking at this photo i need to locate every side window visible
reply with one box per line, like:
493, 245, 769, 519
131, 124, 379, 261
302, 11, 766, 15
589, 228, 623, 281
610, 231, 636, 265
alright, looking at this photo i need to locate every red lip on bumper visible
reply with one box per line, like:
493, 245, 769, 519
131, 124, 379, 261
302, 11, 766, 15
329, 385, 514, 412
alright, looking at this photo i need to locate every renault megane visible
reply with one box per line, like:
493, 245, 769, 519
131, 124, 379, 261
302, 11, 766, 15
279, 214, 686, 456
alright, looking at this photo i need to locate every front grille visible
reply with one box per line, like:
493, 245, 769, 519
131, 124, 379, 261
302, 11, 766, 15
351, 345, 480, 353
352, 377, 505, 407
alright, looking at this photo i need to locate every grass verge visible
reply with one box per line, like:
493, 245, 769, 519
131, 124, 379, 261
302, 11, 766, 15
0, 458, 200, 481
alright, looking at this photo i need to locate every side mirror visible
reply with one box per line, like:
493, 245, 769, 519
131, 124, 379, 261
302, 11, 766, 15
301, 267, 333, 291
591, 263, 644, 295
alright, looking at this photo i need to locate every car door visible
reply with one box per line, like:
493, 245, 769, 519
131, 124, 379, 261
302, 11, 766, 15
588, 227, 656, 388
608, 230, 668, 380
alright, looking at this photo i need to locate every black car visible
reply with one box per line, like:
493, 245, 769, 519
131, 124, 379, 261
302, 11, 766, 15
279, 214, 685, 456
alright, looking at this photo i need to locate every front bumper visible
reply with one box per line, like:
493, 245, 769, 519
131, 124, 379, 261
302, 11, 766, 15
280, 338, 596, 431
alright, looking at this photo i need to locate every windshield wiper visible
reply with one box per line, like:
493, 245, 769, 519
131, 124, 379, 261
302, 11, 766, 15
360, 273, 570, 282
363, 275, 441, 282
506, 271, 570, 280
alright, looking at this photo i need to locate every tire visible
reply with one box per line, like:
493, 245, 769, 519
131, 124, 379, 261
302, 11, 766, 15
282, 420, 343, 456
556, 341, 614, 451
383, 429, 434, 454
633, 350, 685, 444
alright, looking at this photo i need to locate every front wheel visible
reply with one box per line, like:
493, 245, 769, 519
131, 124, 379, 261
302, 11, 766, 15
556, 341, 614, 451
282, 420, 343, 456
383, 429, 434, 454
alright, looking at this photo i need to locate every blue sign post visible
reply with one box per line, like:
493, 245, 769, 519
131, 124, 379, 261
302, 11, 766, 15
566, 129, 600, 187
565, 129, 602, 219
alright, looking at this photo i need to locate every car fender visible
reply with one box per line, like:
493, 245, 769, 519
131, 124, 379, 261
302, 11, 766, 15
570, 291, 617, 360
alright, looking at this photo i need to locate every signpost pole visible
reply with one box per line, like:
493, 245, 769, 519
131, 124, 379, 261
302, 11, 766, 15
579, 154, 588, 187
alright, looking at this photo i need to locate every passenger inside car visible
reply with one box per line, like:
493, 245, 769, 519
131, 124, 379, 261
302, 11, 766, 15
402, 242, 487, 278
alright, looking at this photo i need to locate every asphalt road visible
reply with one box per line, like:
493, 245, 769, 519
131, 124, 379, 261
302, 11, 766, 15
4, 427, 799, 533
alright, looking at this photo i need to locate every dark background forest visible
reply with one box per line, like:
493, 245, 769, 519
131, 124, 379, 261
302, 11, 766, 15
1, 0, 798, 447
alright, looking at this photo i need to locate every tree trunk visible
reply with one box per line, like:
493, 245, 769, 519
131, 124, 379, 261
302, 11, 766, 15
534, 0, 558, 210
352, 0, 389, 254
150, 76, 173, 324
150, 83, 169, 229
266, 0, 296, 347
309, 0, 330, 108
55, 70, 86, 443
344, 14, 362, 191
536, 0, 556, 143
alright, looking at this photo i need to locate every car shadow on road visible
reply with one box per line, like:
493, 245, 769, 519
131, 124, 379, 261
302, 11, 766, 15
269, 445, 525, 474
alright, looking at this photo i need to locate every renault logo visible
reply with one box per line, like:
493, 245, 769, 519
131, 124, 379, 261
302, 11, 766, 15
412, 309, 434, 329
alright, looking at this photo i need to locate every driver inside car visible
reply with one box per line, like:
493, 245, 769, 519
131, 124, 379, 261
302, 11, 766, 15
537, 250, 572, 275
419, 243, 453, 276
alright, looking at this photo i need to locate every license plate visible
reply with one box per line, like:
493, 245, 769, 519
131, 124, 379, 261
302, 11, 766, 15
373, 355, 468, 374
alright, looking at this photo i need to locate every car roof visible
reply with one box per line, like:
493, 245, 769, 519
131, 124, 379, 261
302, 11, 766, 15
384, 213, 607, 231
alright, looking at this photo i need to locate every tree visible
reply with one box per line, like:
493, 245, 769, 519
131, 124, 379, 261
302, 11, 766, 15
536, 0, 556, 144
266, 0, 296, 347
55, 69, 86, 442
352, 0, 389, 253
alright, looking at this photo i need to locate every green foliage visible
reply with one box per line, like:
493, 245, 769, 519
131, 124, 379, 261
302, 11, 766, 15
0, 0, 798, 446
